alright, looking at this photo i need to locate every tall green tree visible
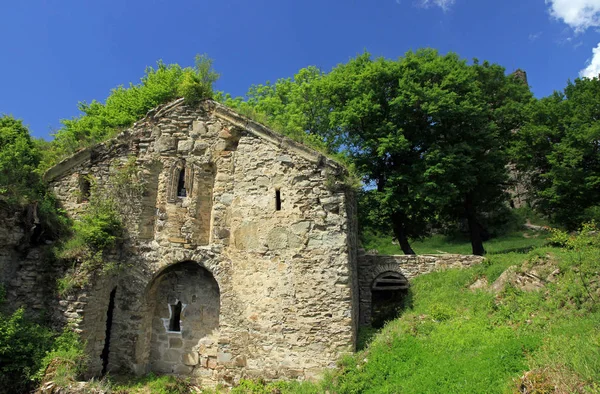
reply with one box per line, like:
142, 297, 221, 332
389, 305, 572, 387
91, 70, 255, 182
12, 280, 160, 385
223, 50, 531, 255
514, 77, 600, 230
326, 50, 531, 255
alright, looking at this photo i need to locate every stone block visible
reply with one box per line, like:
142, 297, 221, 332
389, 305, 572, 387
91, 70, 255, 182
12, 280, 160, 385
182, 352, 199, 366
169, 338, 183, 348
177, 139, 194, 153
217, 352, 232, 363
155, 136, 176, 152
163, 349, 182, 363
207, 356, 218, 369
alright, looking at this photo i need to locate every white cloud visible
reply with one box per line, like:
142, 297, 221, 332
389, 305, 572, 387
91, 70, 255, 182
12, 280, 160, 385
546, 0, 600, 32
529, 31, 543, 42
580, 42, 600, 78
418, 0, 455, 11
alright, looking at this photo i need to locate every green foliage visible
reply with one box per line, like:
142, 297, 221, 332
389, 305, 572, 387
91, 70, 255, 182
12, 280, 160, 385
228, 50, 532, 254
0, 308, 54, 394
514, 76, 600, 230
36, 326, 87, 389
42, 55, 219, 171
177, 54, 219, 104
362, 229, 549, 255
0, 115, 42, 204
108, 373, 191, 394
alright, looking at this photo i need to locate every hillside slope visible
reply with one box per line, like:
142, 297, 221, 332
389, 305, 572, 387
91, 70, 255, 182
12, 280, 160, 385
218, 230, 599, 393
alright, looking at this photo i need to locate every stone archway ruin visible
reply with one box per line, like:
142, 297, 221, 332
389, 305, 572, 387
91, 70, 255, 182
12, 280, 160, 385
142, 261, 220, 375
370, 271, 409, 328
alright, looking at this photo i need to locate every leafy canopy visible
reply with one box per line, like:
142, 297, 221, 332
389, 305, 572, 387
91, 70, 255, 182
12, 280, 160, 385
513, 76, 600, 230
0, 116, 41, 203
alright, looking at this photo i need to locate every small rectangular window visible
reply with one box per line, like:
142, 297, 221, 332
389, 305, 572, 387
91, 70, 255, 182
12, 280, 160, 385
169, 301, 182, 332
275, 189, 281, 211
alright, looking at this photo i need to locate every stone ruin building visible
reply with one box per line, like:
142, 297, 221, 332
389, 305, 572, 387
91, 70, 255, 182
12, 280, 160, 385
0, 99, 483, 386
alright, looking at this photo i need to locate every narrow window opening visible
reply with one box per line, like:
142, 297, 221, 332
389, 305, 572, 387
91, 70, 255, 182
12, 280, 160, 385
169, 301, 182, 332
101, 287, 117, 376
80, 177, 91, 202
275, 189, 281, 211
177, 168, 187, 198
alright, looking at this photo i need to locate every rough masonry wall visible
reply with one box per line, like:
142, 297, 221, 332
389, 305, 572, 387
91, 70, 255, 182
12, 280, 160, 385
357, 251, 484, 325
46, 99, 358, 385
0, 208, 65, 324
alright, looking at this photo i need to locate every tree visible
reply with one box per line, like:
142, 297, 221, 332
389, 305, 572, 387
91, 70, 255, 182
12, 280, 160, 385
0, 116, 41, 203
514, 77, 600, 230
326, 51, 531, 255
223, 50, 531, 255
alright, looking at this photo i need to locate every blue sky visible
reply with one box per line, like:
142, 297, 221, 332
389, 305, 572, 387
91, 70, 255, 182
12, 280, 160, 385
2, 0, 600, 139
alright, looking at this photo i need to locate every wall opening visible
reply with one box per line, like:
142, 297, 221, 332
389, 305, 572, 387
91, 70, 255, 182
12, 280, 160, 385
78, 175, 91, 202
275, 189, 281, 211
145, 261, 220, 374
371, 272, 408, 328
169, 301, 182, 332
177, 168, 187, 198
101, 287, 117, 375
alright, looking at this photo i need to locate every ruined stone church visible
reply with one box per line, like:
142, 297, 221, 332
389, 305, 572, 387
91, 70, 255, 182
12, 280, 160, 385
32, 99, 482, 385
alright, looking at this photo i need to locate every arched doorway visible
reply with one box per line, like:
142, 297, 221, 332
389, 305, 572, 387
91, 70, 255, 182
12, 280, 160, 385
146, 261, 220, 374
371, 271, 409, 328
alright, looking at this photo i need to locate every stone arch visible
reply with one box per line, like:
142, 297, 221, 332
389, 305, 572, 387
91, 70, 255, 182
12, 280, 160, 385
370, 270, 409, 328
138, 260, 220, 375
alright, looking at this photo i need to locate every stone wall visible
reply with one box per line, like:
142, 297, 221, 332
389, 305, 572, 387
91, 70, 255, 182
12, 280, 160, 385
357, 250, 484, 325
45, 99, 358, 385
0, 208, 64, 324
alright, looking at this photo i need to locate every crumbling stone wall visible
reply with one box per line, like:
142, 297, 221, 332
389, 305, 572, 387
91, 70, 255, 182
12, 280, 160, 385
357, 250, 484, 325
0, 208, 63, 323
45, 99, 358, 385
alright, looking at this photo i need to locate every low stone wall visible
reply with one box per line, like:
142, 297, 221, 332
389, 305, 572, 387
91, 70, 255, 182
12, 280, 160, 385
357, 251, 484, 325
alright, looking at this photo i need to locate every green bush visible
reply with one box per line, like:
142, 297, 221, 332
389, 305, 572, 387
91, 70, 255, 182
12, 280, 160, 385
36, 327, 87, 389
177, 54, 219, 104
0, 116, 41, 204
110, 373, 191, 394
0, 308, 54, 394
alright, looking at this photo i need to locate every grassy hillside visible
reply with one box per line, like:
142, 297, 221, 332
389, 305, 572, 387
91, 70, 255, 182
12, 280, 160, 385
44, 229, 600, 393
215, 229, 599, 394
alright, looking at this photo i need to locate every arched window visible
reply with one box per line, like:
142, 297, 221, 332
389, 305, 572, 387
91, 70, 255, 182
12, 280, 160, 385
167, 160, 193, 202
177, 169, 186, 198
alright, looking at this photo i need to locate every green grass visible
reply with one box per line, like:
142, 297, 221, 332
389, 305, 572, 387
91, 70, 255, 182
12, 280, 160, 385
363, 230, 550, 256
226, 232, 599, 393
64, 229, 598, 394
104, 373, 192, 394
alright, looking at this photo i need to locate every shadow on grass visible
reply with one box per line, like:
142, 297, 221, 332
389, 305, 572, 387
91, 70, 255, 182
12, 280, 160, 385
488, 245, 536, 255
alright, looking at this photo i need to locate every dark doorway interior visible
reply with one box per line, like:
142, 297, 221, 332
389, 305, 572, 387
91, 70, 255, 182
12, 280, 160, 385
101, 287, 117, 375
371, 272, 409, 328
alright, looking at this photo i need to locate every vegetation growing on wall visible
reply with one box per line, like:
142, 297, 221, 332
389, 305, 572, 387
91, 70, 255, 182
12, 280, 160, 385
57, 157, 145, 295
39, 54, 219, 172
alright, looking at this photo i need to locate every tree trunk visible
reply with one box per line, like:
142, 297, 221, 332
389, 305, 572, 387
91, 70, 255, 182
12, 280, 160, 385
464, 195, 486, 256
392, 212, 416, 255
